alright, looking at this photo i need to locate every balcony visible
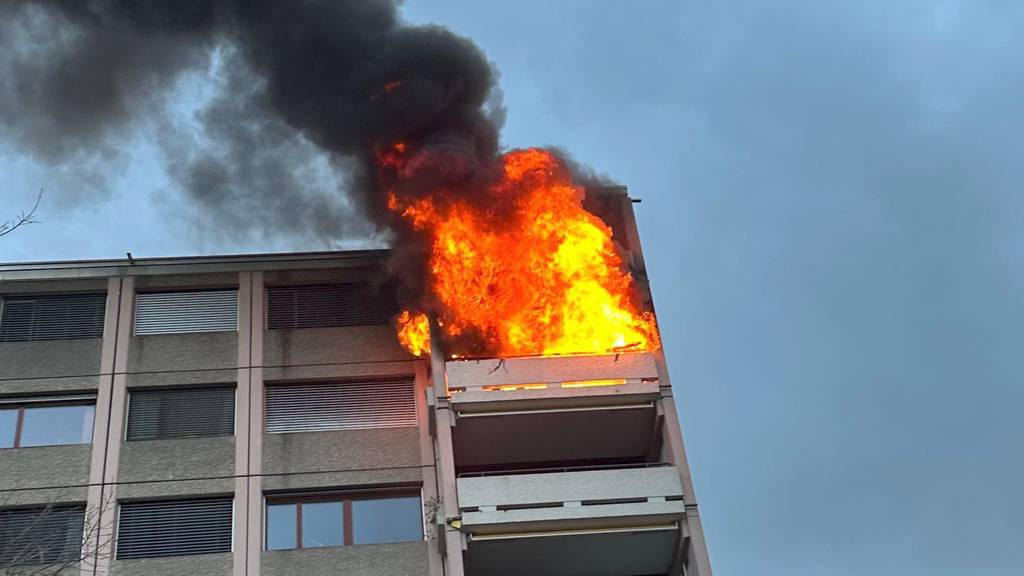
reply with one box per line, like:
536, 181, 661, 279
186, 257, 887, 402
457, 465, 685, 576
445, 353, 664, 471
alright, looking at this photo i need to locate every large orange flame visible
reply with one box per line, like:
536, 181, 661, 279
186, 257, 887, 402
388, 148, 659, 358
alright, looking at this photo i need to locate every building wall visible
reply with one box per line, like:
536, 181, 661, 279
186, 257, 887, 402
0, 246, 713, 576
261, 542, 431, 576
0, 253, 439, 576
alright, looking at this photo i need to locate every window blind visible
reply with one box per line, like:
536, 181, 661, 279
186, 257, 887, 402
266, 380, 416, 433
126, 387, 235, 441
266, 284, 396, 329
0, 505, 85, 565
0, 293, 105, 342
116, 498, 233, 559
135, 290, 238, 335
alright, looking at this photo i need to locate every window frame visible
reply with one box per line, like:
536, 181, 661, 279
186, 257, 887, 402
264, 488, 424, 551
0, 397, 96, 449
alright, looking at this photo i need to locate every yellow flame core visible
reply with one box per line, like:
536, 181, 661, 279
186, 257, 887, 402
396, 311, 430, 357
391, 148, 660, 358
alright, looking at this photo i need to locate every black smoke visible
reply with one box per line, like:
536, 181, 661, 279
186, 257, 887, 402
0, 0, 504, 245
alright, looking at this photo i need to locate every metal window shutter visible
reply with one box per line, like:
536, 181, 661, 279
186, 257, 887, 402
135, 291, 238, 335
0, 505, 85, 565
126, 387, 235, 441
266, 380, 417, 433
116, 498, 233, 559
0, 293, 105, 342
266, 284, 397, 329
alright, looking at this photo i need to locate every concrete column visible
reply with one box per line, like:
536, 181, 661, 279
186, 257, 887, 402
415, 360, 445, 576
87, 276, 134, 576
245, 272, 265, 576
429, 323, 465, 576
234, 272, 253, 576
81, 277, 122, 576
657, 355, 713, 576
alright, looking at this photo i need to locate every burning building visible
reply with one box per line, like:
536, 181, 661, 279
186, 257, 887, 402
0, 190, 712, 576
0, 1, 712, 575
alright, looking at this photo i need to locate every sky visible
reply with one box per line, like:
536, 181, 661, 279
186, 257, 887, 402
2, 1, 1023, 574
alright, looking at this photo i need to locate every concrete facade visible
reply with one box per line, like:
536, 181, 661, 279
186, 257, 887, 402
0, 252, 437, 576
0, 198, 713, 576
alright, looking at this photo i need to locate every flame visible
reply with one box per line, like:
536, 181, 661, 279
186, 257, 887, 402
396, 310, 431, 357
560, 378, 628, 388
389, 148, 660, 358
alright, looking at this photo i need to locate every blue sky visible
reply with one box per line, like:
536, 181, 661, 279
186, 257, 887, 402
2, 2, 1023, 574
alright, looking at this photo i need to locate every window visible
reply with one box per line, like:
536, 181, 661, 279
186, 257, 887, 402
266, 284, 397, 329
265, 380, 416, 434
134, 290, 238, 336
116, 497, 233, 559
351, 496, 424, 545
0, 504, 86, 566
0, 397, 95, 448
126, 387, 235, 441
0, 293, 105, 342
265, 492, 422, 551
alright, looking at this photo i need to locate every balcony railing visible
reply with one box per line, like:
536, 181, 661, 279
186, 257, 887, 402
458, 464, 685, 576
446, 352, 661, 408
457, 464, 684, 534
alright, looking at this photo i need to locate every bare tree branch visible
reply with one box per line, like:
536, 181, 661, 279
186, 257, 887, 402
0, 189, 43, 238
0, 491, 116, 576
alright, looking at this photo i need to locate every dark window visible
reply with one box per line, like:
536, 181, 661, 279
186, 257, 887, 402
117, 497, 233, 559
134, 290, 238, 335
266, 284, 397, 329
265, 380, 416, 434
0, 398, 95, 449
0, 505, 85, 566
0, 293, 105, 342
126, 387, 235, 441
265, 492, 422, 551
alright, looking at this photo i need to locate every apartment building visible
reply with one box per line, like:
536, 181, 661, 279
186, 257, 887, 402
0, 201, 712, 576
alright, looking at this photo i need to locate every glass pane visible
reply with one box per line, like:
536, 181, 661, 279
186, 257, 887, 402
352, 496, 422, 545
301, 501, 343, 548
0, 409, 16, 448
20, 405, 94, 447
266, 504, 297, 550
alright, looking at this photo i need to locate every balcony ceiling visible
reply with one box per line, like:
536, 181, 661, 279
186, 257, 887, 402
452, 404, 658, 471
464, 527, 678, 576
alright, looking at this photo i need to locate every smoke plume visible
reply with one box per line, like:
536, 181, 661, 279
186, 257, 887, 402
0, 0, 504, 246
